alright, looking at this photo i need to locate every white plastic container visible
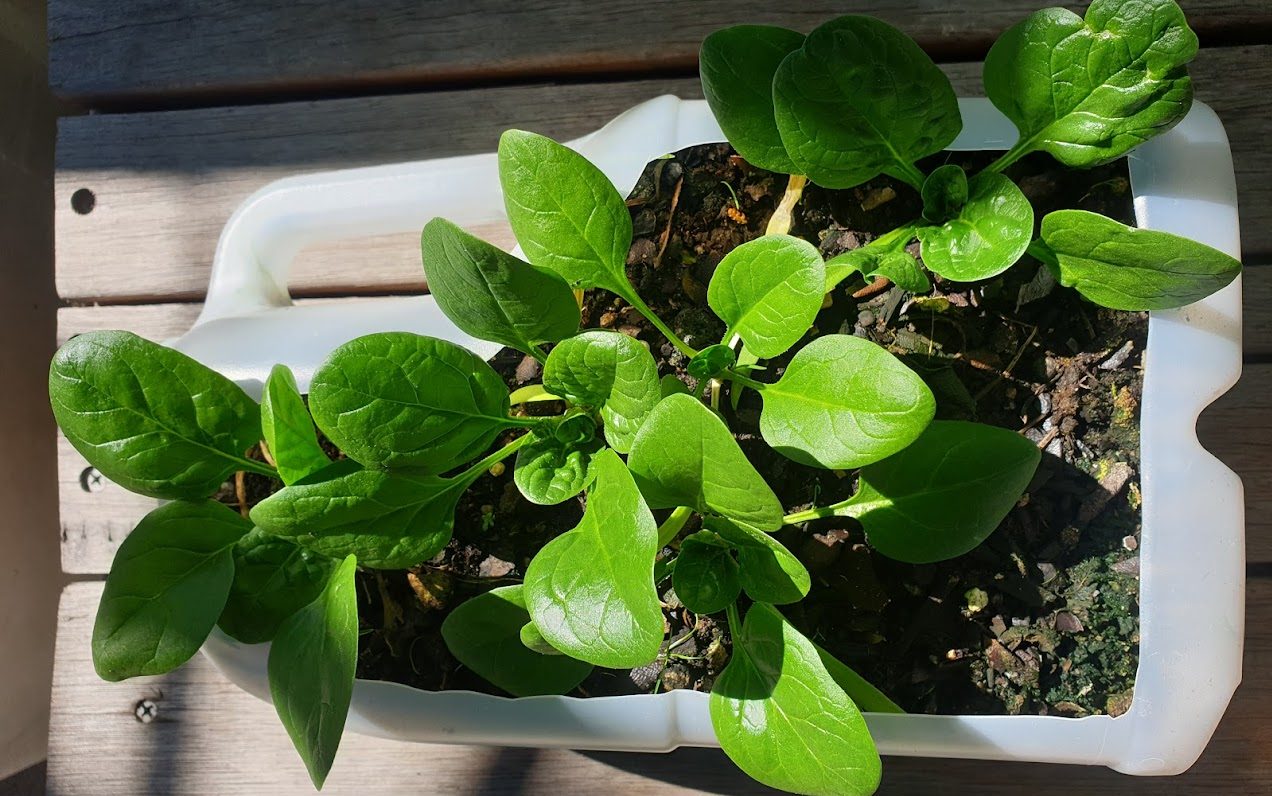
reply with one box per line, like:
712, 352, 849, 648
189, 97, 1244, 775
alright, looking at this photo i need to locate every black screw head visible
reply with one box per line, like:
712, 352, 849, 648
134, 699, 158, 723
80, 467, 107, 493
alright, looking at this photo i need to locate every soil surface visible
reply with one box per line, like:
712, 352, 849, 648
229, 145, 1144, 717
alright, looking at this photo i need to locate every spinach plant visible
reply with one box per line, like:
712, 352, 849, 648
46, 1, 1226, 793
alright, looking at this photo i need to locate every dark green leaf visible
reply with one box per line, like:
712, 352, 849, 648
916, 171, 1033, 282
983, 0, 1197, 167
93, 500, 250, 680
711, 603, 881, 796
707, 235, 825, 358
815, 642, 905, 714
442, 585, 593, 696
261, 364, 330, 486
218, 528, 337, 644
842, 420, 1041, 563
542, 330, 660, 453
421, 217, 580, 354
499, 130, 635, 299
699, 25, 805, 173
760, 334, 935, 469
660, 374, 692, 398
49, 331, 264, 499
268, 554, 358, 790
309, 332, 512, 472
1039, 209, 1240, 310
628, 393, 783, 530
825, 248, 930, 294
523, 449, 663, 668
513, 430, 600, 506
250, 460, 468, 569
687, 344, 737, 381
673, 532, 741, 614
706, 518, 810, 605
772, 15, 961, 188
920, 164, 968, 223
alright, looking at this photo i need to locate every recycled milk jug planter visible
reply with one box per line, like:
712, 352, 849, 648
189, 96, 1244, 775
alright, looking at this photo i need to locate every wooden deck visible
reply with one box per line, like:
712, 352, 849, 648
45, 2, 1272, 793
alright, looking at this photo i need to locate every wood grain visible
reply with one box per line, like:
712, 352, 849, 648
53, 47, 1272, 305
47, 1, 1272, 103
46, 578, 1272, 794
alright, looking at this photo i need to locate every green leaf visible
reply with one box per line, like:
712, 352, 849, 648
93, 500, 250, 681
441, 585, 593, 696
49, 330, 264, 500
268, 554, 359, 790
628, 393, 783, 530
261, 364, 330, 486
250, 460, 468, 569
983, 0, 1198, 167
707, 235, 825, 359
825, 248, 930, 294
1039, 209, 1241, 310
519, 620, 564, 656
499, 130, 635, 299
218, 528, 337, 644
673, 532, 741, 615
660, 374, 692, 398
815, 643, 905, 715
842, 420, 1041, 563
309, 332, 512, 472
760, 334, 935, 469
513, 430, 600, 506
711, 603, 881, 796
706, 518, 810, 605
920, 164, 968, 223
772, 15, 961, 188
687, 344, 737, 381
699, 25, 805, 173
916, 171, 1034, 282
542, 330, 660, 453
421, 217, 580, 354
523, 449, 663, 668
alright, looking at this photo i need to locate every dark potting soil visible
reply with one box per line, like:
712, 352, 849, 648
228, 144, 1143, 718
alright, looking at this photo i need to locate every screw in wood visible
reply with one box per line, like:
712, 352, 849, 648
134, 699, 158, 723
80, 467, 106, 493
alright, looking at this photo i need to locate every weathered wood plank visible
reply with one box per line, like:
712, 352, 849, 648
48, 1, 1272, 103
47, 578, 1272, 793
53, 47, 1272, 305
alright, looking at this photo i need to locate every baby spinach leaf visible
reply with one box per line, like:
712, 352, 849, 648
513, 430, 600, 506
673, 532, 741, 615
759, 334, 935, 469
261, 364, 330, 486
268, 554, 358, 790
250, 460, 467, 569
843, 420, 1041, 563
772, 15, 960, 189
707, 235, 825, 359
1039, 209, 1241, 310
661, 374, 692, 398
983, 0, 1197, 168
711, 602, 881, 796
523, 449, 663, 668
706, 518, 810, 605
499, 130, 634, 299
309, 332, 512, 472
441, 585, 593, 696
542, 330, 660, 453
218, 528, 337, 644
814, 642, 905, 715
916, 171, 1034, 282
699, 25, 805, 174
93, 500, 250, 681
920, 164, 968, 223
421, 217, 580, 355
519, 620, 564, 656
628, 394, 783, 530
825, 247, 930, 294
687, 344, 737, 381
49, 330, 265, 499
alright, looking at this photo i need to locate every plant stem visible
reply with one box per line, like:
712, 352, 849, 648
625, 290, 698, 359
823, 221, 920, 292
722, 368, 767, 392
237, 457, 279, 479
529, 344, 549, 365
890, 161, 927, 192
782, 497, 856, 525
657, 505, 694, 548
1025, 238, 1059, 269
725, 602, 743, 637
458, 432, 534, 484
765, 174, 808, 236
982, 134, 1040, 175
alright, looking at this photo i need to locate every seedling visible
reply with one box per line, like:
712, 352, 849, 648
46, 2, 1229, 794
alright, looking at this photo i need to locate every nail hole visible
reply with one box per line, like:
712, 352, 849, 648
71, 188, 96, 215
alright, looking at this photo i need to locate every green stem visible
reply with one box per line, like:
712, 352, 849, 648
457, 432, 534, 484
890, 161, 927, 192
657, 505, 694, 548
529, 345, 549, 365
238, 457, 279, 479
823, 221, 920, 292
722, 369, 766, 392
1026, 238, 1060, 269
982, 134, 1040, 175
626, 291, 698, 359
725, 602, 743, 637
503, 414, 564, 428
782, 497, 856, 525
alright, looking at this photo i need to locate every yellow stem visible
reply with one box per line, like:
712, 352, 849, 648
765, 174, 808, 236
